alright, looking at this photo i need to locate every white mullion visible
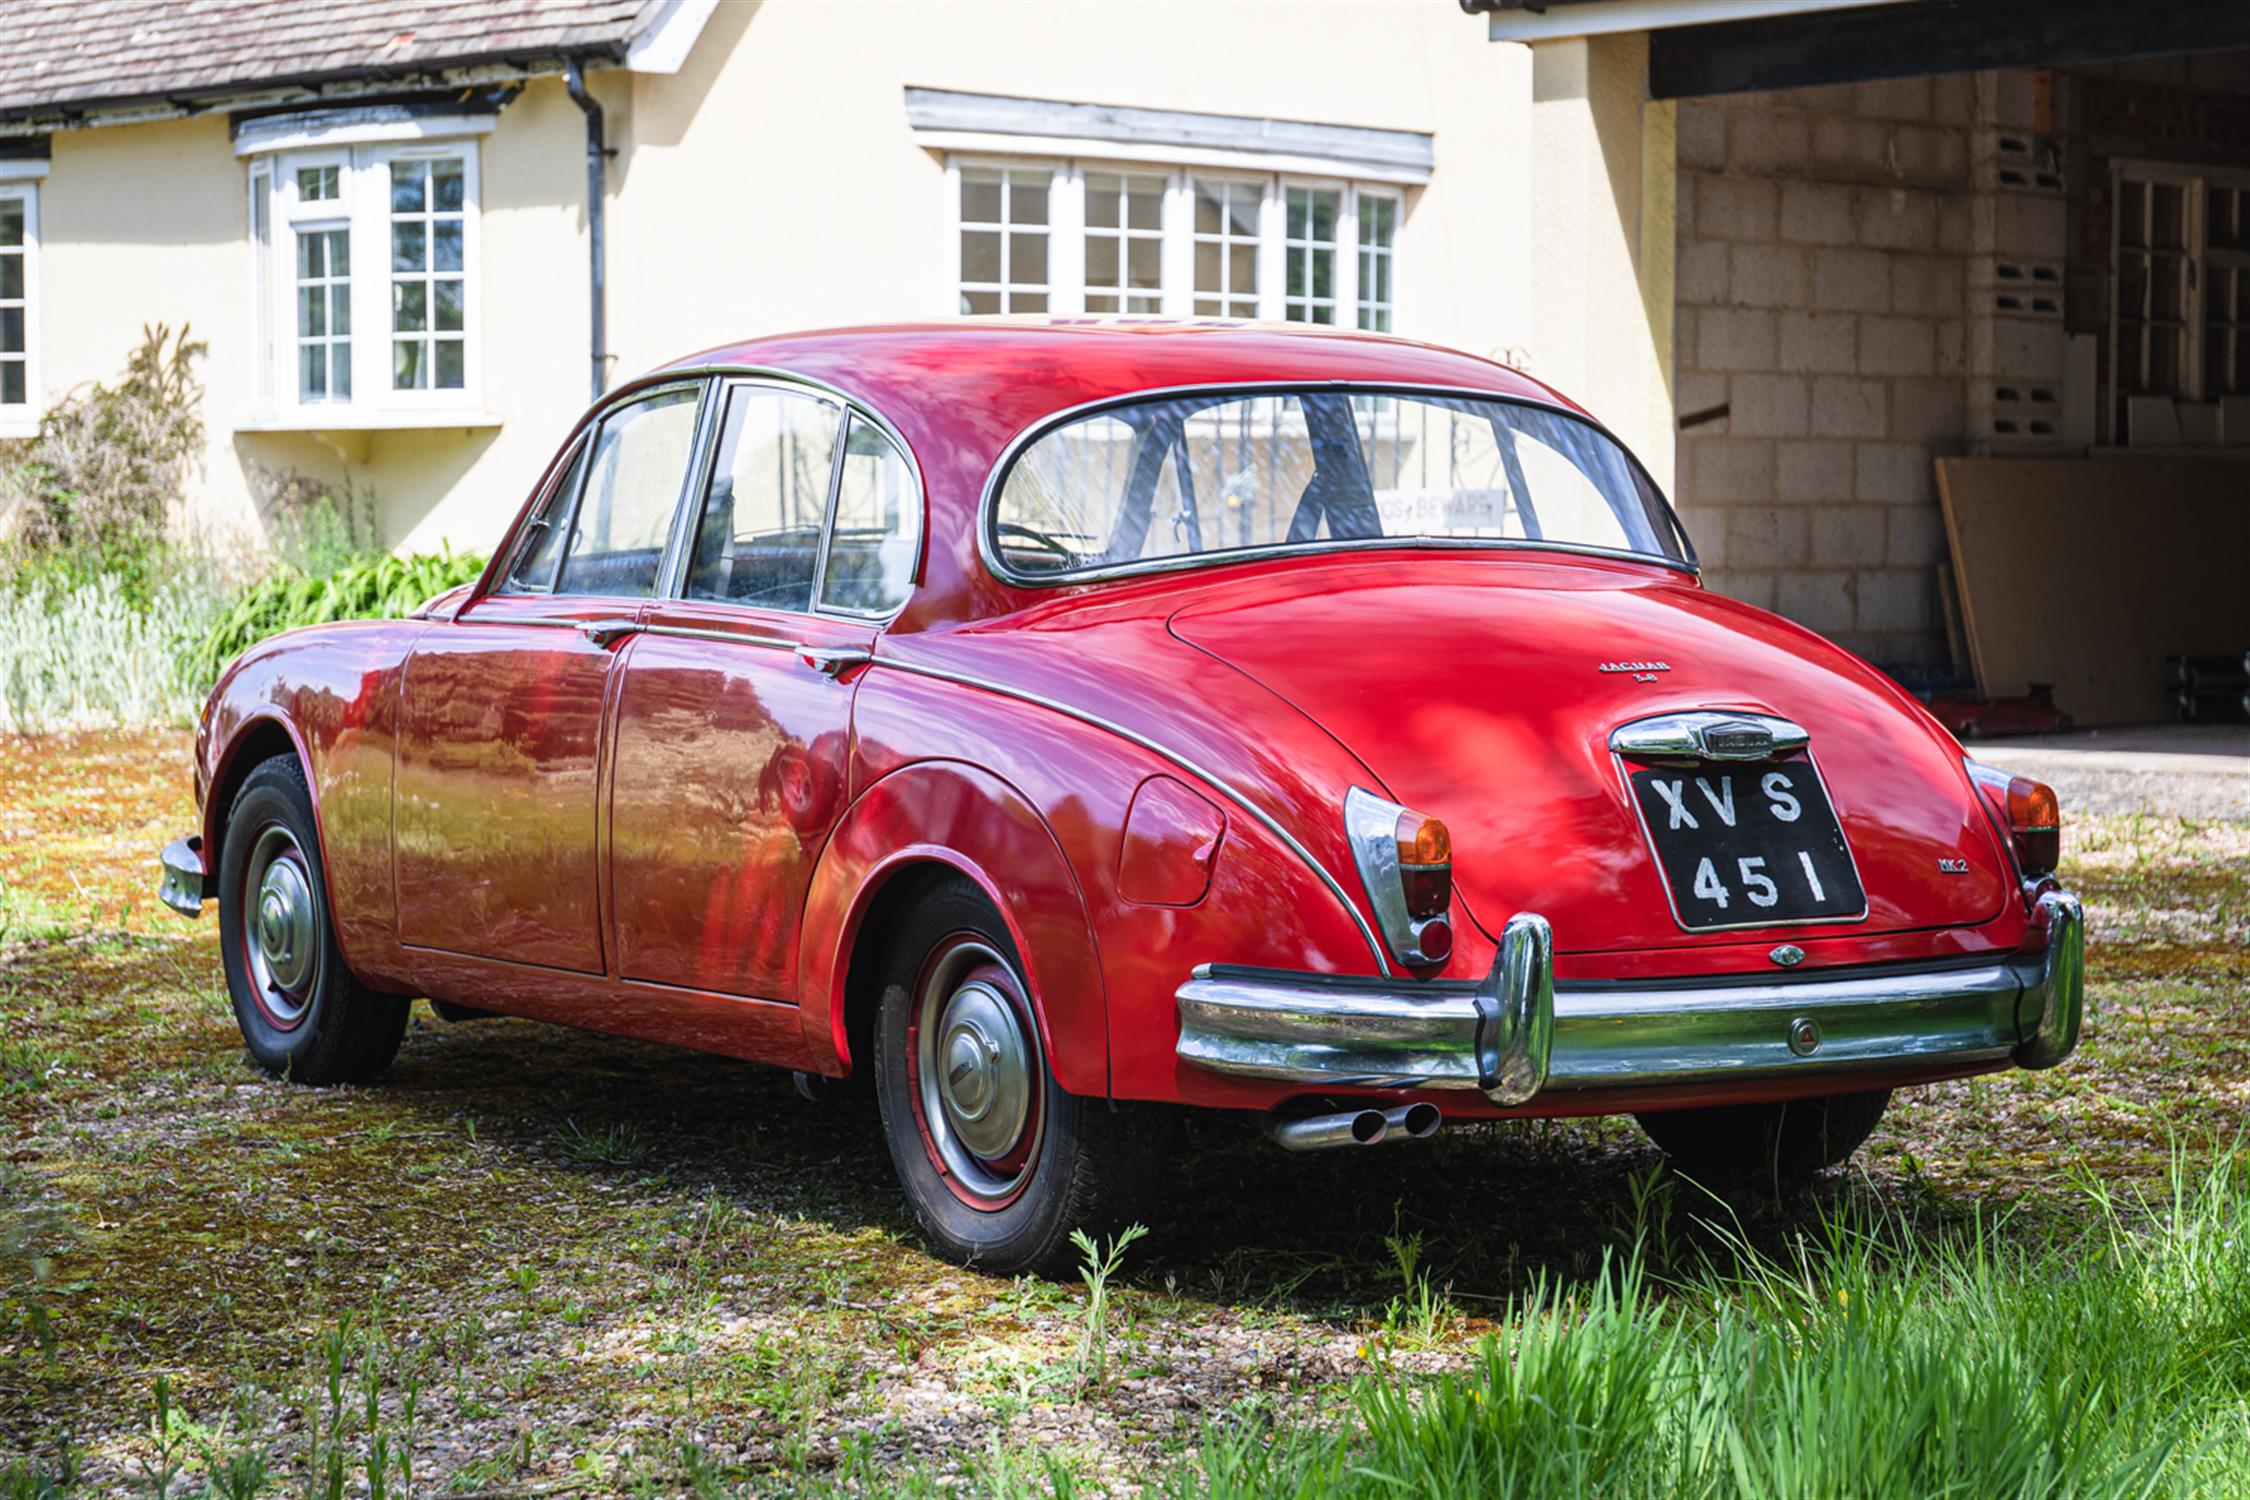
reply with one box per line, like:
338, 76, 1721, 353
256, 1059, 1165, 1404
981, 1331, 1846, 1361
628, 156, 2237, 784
1163, 171, 1192, 316
1054, 162, 1087, 315
1256, 177, 1284, 322
1337, 188, 1361, 333
349, 145, 383, 410
943, 158, 963, 314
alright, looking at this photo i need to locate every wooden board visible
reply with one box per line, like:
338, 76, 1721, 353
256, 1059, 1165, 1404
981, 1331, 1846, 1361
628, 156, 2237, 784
1935, 456, 2250, 726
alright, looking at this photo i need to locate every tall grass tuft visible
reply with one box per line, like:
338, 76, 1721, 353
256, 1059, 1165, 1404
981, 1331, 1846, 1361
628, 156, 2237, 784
0, 566, 230, 734
1178, 1147, 2250, 1499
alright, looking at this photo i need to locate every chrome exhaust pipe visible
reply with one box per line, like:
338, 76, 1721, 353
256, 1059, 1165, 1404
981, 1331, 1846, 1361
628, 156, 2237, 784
1266, 1103, 1443, 1152
1267, 1107, 1389, 1152
1383, 1101, 1443, 1142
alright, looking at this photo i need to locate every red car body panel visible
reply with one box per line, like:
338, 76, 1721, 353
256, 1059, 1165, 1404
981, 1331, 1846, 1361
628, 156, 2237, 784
187, 322, 2047, 1120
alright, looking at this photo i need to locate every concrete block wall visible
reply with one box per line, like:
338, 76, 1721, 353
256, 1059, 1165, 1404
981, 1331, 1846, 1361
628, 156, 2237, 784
1674, 75, 1983, 666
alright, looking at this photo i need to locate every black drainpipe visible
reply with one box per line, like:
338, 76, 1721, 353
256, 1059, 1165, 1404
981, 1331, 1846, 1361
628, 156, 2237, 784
563, 58, 610, 403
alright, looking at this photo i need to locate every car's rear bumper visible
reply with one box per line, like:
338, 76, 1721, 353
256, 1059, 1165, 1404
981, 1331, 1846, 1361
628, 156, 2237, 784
1176, 890, 2083, 1105
158, 835, 211, 917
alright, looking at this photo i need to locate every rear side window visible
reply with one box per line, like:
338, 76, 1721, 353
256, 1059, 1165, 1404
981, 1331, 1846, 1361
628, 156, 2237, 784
549, 386, 700, 598
685, 386, 843, 610
819, 417, 919, 615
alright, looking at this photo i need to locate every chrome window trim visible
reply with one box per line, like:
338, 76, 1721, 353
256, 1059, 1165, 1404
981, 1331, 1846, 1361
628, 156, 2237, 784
975, 379, 1700, 590
879, 655, 1393, 976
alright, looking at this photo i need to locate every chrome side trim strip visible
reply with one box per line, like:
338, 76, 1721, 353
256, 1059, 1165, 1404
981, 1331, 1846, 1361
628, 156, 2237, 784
879, 656, 1393, 975
1175, 892, 2084, 1099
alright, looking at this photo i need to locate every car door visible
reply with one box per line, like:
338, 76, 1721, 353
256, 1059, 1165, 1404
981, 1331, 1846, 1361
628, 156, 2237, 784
608, 381, 921, 1000
394, 380, 709, 973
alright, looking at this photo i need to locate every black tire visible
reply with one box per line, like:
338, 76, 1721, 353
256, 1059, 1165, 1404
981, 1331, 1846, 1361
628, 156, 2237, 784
216, 756, 408, 1086
1635, 1088, 1891, 1188
872, 875, 1166, 1275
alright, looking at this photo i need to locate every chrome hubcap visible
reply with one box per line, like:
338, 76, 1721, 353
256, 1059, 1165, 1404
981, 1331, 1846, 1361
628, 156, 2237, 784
935, 981, 1030, 1160
241, 824, 319, 1027
914, 939, 1040, 1202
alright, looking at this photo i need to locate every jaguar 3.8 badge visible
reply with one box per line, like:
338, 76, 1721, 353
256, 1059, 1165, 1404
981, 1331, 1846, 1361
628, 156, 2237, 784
155, 320, 2086, 1275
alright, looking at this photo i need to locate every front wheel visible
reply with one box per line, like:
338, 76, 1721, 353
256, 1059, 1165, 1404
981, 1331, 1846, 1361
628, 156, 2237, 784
1635, 1088, 1891, 1188
217, 756, 408, 1085
872, 875, 1164, 1274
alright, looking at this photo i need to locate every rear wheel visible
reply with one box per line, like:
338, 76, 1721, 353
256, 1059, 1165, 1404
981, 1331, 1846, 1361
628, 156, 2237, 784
217, 756, 408, 1085
872, 875, 1164, 1274
1635, 1088, 1891, 1188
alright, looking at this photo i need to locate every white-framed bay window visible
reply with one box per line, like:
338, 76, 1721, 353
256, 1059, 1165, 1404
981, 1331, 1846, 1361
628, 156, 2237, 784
0, 173, 39, 436
240, 110, 489, 427
945, 159, 1405, 328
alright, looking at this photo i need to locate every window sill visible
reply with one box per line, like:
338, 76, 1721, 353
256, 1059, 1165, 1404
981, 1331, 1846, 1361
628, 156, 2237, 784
235, 409, 504, 434
0, 417, 37, 441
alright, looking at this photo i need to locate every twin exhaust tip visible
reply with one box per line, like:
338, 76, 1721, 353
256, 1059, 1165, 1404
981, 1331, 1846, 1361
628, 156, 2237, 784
1266, 1101, 1443, 1152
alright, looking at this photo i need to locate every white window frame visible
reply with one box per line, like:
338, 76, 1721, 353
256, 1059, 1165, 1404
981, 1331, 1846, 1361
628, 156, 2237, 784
247, 137, 483, 426
0, 178, 39, 438
945, 154, 1403, 327
2107, 157, 2250, 437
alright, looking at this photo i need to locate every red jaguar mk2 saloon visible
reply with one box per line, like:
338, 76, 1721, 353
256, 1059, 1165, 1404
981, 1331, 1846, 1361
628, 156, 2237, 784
160, 322, 2082, 1272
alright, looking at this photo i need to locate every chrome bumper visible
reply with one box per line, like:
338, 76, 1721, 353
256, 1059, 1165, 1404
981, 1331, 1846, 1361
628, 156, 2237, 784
1176, 892, 2084, 1105
157, 836, 210, 917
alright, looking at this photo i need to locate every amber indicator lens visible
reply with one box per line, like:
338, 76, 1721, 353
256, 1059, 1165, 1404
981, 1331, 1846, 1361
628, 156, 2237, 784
1393, 810, 1453, 918
2007, 774, 2060, 877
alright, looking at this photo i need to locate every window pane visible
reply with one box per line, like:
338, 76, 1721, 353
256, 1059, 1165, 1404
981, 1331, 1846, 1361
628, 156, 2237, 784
0, 199, 20, 245
433, 222, 463, 273
393, 281, 427, 332
0, 361, 22, 406
434, 279, 463, 332
1086, 172, 1121, 229
394, 340, 423, 389
500, 442, 591, 595
392, 223, 426, 272
434, 163, 465, 213
1010, 177, 1048, 226
435, 339, 464, 388
687, 387, 842, 610
821, 417, 919, 614
0, 252, 19, 301
296, 165, 337, 202
555, 387, 701, 598
993, 391, 1681, 577
961, 230, 1001, 284
301, 344, 325, 399
1127, 236, 1160, 291
391, 161, 427, 214
961, 289, 1001, 315
1010, 231, 1048, 285
300, 287, 326, 337
961, 171, 1002, 224
1087, 234, 1119, 284
0, 308, 20, 354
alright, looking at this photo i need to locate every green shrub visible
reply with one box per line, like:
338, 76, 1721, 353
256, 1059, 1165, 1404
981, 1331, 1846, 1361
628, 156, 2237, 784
184, 549, 487, 692
0, 324, 206, 607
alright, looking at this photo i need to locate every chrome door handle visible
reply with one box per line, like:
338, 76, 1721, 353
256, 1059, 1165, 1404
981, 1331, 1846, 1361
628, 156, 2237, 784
799, 647, 872, 678
578, 618, 644, 647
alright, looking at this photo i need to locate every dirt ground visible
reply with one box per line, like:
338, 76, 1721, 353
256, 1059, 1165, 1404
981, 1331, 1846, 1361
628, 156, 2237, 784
2, 729, 2245, 1493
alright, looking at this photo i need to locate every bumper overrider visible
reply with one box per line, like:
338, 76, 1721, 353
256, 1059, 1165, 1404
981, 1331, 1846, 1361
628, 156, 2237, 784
1177, 891, 2084, 1106
159, 836, 211, 917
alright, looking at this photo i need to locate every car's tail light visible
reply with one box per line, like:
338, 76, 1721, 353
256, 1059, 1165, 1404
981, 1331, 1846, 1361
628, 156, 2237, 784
1965, 759, 2060, 878
1345, 787, 1454, 966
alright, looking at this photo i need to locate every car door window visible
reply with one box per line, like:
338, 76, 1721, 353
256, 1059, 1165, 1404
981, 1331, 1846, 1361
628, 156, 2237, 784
550, 385, 701, 599
495, 440, 590, 595
685, 386, 843, 611
819, 417, 920, 615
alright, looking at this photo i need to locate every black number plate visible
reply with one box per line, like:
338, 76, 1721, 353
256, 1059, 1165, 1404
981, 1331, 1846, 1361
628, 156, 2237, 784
1626, 759, 1866, 931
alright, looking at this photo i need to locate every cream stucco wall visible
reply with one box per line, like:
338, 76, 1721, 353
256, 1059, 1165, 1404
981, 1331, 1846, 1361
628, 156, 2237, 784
27, 1, 1572, 556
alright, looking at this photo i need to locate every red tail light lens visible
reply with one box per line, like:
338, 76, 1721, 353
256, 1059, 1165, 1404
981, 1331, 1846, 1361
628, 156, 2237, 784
1966, 760, 2060, 879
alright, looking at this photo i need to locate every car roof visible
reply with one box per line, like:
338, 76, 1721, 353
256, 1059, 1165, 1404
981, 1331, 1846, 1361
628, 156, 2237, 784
662, 318, 1581, 429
